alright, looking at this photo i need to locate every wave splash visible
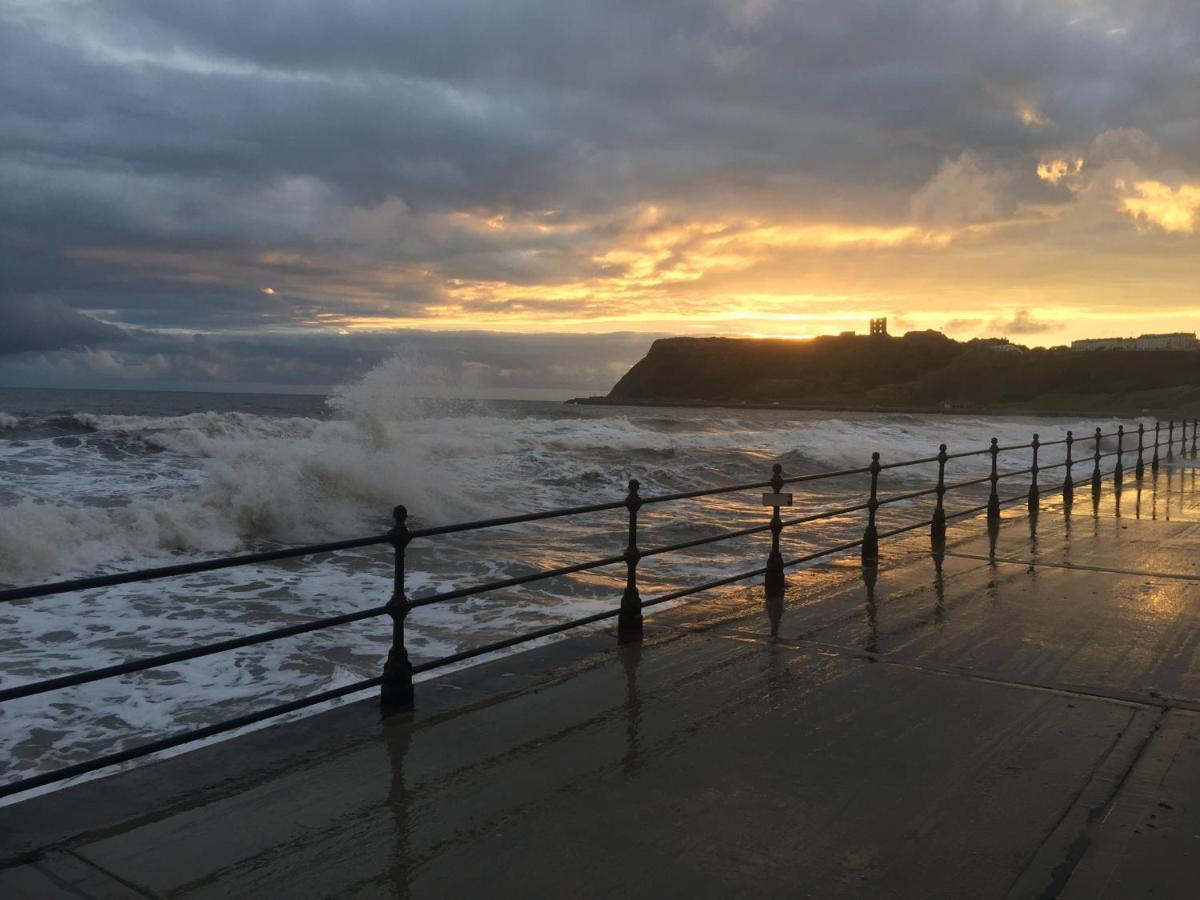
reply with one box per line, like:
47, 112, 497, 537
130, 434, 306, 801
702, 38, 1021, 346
0, 358, 492, 581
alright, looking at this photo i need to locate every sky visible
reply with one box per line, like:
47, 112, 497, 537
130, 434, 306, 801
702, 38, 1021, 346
2, 0, 1199, 396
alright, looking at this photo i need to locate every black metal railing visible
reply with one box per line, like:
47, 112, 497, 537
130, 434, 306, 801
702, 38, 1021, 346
1, 416, 1197, 799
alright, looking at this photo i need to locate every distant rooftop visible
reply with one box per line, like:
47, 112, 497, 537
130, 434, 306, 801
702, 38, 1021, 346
1071, 332, 1199, 352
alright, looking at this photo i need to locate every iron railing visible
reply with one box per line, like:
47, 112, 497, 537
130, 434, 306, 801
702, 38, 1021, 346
1, 416, 1197, 799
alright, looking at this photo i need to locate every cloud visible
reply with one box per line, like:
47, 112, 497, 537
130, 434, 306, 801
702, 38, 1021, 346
1117, 180, 1200, 233
986, 310, 1063, 335
1, 0, 1200, 377
910, 153, 1011, 227
942, 318, 983, 334
1036, 158, 1084, 185
1089, 128, 1159, 167
0, 297, 127, 355
980, 80, 1053, 129
0, 324, 658, 396
1024, 127, 1200, 238
717, 0, 779, 31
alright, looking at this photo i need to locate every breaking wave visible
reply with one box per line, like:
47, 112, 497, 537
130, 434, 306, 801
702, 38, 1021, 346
0, 359, 493, 581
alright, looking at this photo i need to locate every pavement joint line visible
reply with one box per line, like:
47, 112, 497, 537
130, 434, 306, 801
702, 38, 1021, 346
944, 551, 1200, 582
928, 668, 1195, 711
22, 858, 93, 899
708, 629, 1200, 712
62, 847, 161, 899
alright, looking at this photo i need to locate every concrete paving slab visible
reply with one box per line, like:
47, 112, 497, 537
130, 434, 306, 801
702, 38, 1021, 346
70, 636, 1141, 899
874, 563, 1197, 705
724, 523, 1200, 706
949, 513, 1200, 579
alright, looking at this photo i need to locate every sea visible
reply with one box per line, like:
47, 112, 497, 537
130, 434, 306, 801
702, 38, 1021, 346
0, 357, 1138, 793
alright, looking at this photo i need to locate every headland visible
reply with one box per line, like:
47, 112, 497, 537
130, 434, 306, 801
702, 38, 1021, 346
574, 330, 1200, 416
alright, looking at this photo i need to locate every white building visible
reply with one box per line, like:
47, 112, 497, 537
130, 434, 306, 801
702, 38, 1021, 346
975, 338, 1024, 353
1070, 332, 1200, 352
1134, 332, 1200, 351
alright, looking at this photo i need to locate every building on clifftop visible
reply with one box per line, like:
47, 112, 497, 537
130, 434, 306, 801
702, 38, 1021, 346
1070, 332, 1199, 352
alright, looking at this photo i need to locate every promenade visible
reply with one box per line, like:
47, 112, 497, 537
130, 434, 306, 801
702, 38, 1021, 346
4, 467, 1200, 898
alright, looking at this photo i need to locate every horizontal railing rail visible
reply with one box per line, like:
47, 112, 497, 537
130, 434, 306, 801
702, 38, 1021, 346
1, 416, 1197, 799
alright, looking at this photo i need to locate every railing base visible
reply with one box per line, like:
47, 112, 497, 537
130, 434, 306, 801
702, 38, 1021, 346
861, 525, 879, 565
765, 551, 785, 594
380, 679, 414, 713
618, 589, 643, 643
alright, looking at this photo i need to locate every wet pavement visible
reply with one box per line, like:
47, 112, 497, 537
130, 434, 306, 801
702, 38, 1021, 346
4, 466, 1200, 898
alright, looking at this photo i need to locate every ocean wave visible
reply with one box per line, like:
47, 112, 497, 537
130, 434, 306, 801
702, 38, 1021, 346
0, 360, 493, 580
0, 412, 101, 441
0, 355, 1137, 582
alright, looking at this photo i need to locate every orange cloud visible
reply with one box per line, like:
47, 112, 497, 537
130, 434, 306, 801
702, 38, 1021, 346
1036, 158, 1084, 184
1117, 180, 1200, 233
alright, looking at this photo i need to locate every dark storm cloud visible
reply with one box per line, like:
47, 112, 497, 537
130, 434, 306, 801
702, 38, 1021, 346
1, 0, 1199, 384
0, 296, 127, 355
0, 321, 657, 395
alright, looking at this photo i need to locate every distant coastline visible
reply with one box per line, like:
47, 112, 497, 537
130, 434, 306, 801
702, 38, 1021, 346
566, 395, 1189, 419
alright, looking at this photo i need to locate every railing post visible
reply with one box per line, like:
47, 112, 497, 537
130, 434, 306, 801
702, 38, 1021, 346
1152, 422, 1161, 473
381, 505, 415, 712
1091, 427, 1103, 503
765, 464, 786, 593
930, 444, 947, 549
1135, 424, 1145, 480
862, 452, 881, 564
1183, 419, 1190, 458
1168, 420, 1175, 460
1027, 433, 1040, 514
1113, 425, 1124, 488
1192, 419, 1197, 457
986, 437, 1001, 527
618, 478, 643, 643
1062, 430, 1074, 507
